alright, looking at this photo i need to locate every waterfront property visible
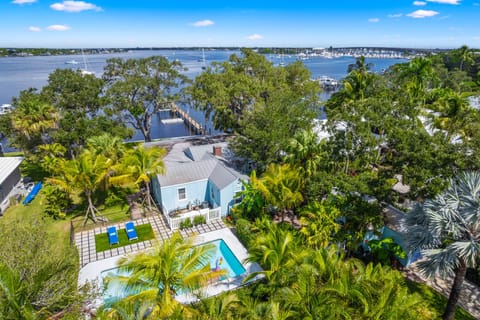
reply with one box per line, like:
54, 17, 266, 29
151, 141, 248, 230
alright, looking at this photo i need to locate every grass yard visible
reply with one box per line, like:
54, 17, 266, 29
71, 204, 132, 232
94, 223, 155, 252
407, 280, 476, 320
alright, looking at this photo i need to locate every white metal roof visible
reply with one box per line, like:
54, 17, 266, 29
0, 157, 23, 185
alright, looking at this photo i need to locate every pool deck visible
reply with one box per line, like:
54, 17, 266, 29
75, 214, 227, 267
78, 221, 262, 306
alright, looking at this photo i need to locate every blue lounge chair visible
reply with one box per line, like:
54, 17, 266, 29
107, 226, 119, 246
125, 221, 138, 241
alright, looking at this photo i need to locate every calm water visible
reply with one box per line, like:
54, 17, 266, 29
0, 50, 407, 150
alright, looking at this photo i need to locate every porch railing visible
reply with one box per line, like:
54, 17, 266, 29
166, 207, 222, 230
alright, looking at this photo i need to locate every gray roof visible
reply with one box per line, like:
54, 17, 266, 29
209, 162, 241, 189
157, 141, 247, 189
158, 159, 217, 187
0, 157, 23, 185
185, 142, 229, 162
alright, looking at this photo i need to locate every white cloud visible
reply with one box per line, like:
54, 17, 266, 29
368, 18, 380, 22
28, 26, 41, 32
413, 1, 427, 5
46, 24, 71, 31
191, 20, 215, 27
388, 13, 403, 18
407, 9, 439, 18
427, 0, 460, 4
12, 0, 36, 4
50, 1, 102, 13
247, 34, 263, 40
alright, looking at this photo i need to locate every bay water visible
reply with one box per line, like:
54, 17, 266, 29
0, 49, 406, 150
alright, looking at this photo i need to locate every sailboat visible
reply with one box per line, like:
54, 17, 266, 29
80, 49, 95, 76
201, 49, 206, 70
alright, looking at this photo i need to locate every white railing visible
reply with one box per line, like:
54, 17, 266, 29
208, 207, 221, 221
166, 207, 222, 230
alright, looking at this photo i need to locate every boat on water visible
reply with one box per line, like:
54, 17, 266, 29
65, 59, 79, 65
201, 49, 206, 70
317, 76, 340, 91
80, 49, 95, 76
0, 104, 13, 115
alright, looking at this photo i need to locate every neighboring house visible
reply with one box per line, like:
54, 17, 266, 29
0, 157, 23, 214
151, 141, 247, 230
363, 204, 421, 266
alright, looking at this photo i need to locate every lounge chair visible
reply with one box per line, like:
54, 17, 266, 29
125, 221, 138, 241
107, 226, 119, 246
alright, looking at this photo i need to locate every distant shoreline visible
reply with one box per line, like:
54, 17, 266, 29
0, 47, 444, 58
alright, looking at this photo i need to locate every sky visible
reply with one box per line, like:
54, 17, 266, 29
1, 0, 479, 49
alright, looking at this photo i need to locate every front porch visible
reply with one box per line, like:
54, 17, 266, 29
162, 204, 222, 230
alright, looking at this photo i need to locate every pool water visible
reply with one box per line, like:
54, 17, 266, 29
101, 239, 246, 303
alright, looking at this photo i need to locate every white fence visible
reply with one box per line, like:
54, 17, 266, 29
166, 207, 222, 230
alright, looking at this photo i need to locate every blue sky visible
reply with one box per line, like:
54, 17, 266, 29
1, 0, 479, 48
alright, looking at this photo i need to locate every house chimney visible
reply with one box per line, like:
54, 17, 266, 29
213, 145, 222, 157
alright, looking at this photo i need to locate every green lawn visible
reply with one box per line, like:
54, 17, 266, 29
407, 280, 476, 320
94, 223, 155, 252
71, 203, 133, 232
1, 193, 71, 245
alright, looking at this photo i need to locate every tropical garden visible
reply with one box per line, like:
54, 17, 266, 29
0, 46, 479, 319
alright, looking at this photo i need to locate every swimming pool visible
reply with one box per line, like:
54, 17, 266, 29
101, 239, 246, 303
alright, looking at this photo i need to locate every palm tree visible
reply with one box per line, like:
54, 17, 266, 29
48, 150, 112, 225
37, 143, 67, 175
110, 233, 226, 319
245, 221, 305, 288
256, 164, 303, 222
233, 171, 265, 220
456, 45, 475, 72
396, 57, 436, 105
285, 129, 324, 183
193, 292, 240, 320
428, 89, 474, 142
299, 201, 340, 249
113, 145, 166, 211
9, 92, 59, 153
407, 171, 480, 320
347, 55, 374, 73
96, 297, 154, 320
87, 133, 126, 164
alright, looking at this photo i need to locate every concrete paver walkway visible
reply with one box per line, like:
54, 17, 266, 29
74, 214, 226, 267
405, 264, 480, 319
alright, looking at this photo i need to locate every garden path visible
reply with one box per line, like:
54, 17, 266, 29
404, 264, 480, 319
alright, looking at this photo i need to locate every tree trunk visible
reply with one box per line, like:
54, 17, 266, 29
442, 259, 467, 320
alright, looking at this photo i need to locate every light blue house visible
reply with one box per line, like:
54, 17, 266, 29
152, 141, 247, 229
363, 205, 422, 266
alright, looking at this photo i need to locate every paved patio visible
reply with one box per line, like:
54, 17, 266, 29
74, 214, 227, 267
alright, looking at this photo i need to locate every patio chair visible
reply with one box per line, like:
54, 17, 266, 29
107, 226, 119, 246
125, 221, 138, 241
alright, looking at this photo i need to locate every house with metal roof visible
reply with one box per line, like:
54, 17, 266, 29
151, 142, 247, 230
0, 157, 23, 214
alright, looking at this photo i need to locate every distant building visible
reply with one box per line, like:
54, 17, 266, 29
0, 157, 23, 214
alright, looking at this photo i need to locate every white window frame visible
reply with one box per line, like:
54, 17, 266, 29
178, 187, 187, 201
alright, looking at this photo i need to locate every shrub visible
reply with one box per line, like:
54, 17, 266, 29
235, 218, 253, 249
179, 218, 193, 230
193, 215, 206, 226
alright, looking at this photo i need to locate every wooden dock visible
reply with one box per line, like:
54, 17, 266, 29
171, 104, 206, 135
